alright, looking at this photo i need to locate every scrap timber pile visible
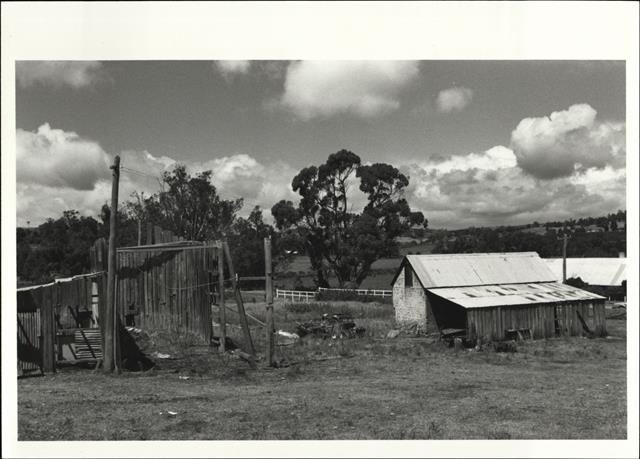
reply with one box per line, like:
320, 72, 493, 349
296, 313, 366, 339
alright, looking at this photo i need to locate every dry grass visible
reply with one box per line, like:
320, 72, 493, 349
18, 301, 627, 440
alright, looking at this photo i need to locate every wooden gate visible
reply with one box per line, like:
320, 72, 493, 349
17, 305, 42, 376
17, 272, 106, 376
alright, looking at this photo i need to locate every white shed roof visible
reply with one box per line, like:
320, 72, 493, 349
544, 258, 627, 286
402, 252, 556, 288
427, 281, 605, 309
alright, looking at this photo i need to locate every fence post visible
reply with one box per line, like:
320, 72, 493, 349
41, 287, 56, 374
264, 237, 275, 367
223, 241, 256, 366
217, 246, 226, 353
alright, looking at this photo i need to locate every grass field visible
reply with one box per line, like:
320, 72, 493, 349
17, 301, 627, 440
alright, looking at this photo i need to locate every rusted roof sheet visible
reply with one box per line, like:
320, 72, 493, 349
404, 252, 556, 288
427, 281, 605, 309
544, 258, 627, 286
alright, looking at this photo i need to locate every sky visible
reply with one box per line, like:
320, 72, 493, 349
15, 60, 626, 229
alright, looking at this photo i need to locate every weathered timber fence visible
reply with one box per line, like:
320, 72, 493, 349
17, 272, 106, 375
107, 226, 221, 343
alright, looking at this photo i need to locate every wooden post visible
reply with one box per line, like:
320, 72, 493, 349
265, 237, 275, 366
41, 287, 56, 374
217, 246, 226, 353
562, 233, 568, 283
222, 241, 256, 365
104, 155, 120, 373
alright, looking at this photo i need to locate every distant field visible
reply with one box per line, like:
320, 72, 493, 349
282, 256, 402, 274
18, 302, 626, 440
399, 241, 435, 255
277, 256, 401, 290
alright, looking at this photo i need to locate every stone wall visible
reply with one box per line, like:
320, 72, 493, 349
392, 266, 428, 331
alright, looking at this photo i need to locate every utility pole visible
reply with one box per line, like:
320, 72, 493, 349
104, 155, 120, 372
562, 232, 568, 283
264, 237, 275, 367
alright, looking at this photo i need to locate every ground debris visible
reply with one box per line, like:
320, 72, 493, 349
386, 329, 401, 339
276, 330, 300, 346
296, 313, 365, 339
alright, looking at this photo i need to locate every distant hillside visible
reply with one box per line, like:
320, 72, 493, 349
276, 210, 627, 290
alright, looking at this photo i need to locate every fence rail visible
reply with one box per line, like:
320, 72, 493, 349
275, 289, 317, 302
275, 287, 393, 302
318, 287, 392, 297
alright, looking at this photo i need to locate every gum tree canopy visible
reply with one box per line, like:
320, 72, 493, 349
272, 149, 426, 288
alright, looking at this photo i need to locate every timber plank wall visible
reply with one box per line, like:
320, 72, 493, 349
98, 226, 219, 343
465, 300, 607, 342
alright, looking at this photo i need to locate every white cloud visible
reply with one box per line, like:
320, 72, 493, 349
414, 145, 516, 174
403, 145, 626, 229
17, 124, 111, 190
213, 60, 251, 79
436, 86, 474, 113
280, 61, 420, 119
16, 61, 106, 88
510, 103, 625, 179
193, 154, 298, 212
15, 129, 299, 226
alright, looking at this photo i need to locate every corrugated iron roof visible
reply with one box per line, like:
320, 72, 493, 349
544, 258, 627, 286
403, 252, 556, 288
427, 281, 605, 309
17, 271, 104, 292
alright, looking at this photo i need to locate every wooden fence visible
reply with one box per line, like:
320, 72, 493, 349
97, 226, 221, 343
275, 289, 317, 302
317, 287, 393, 298
275, 287, 392, 302
17, 272, 106, 375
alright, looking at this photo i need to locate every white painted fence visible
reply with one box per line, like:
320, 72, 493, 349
275, 287, 392, 302
275, 289, 317, 302
318, 287, 392, 297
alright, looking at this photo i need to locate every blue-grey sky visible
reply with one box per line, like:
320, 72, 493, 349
15, 60, 626, 228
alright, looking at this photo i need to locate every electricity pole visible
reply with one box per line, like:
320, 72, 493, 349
104, 155, 120, 372
562, 233, 568, 283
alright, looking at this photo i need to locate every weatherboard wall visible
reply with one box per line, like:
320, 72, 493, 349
465, 300, 606, 342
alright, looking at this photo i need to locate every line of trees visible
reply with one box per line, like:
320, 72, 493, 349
18, 151, 424, 288
16, 150, 627, 287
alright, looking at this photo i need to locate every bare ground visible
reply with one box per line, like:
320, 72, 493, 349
17, 301, 627, 440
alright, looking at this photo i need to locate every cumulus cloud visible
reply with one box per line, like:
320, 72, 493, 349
403, 144, 625, 229
510, 103, 625, 179
280, 61, 420, 119
193, 154, 298, 211
416, 145, 516, 174
15, 126, 298, 226
17, 124, 111, 190
213, 60, 251, 80
436, 86, 474, 113
16, 61, 107, 89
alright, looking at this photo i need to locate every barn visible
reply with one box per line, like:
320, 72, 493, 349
391, 252, 607, 342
